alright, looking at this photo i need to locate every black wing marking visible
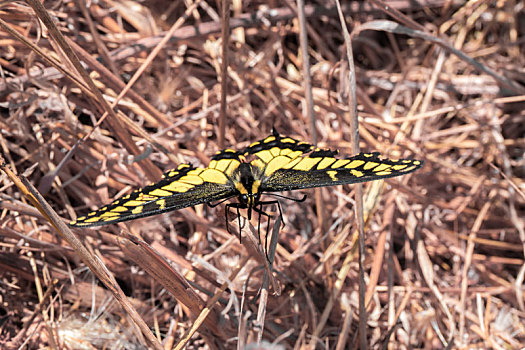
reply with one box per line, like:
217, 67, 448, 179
69, 163, 237, 227
242, 130, 313, 160
259, 152, 423, 192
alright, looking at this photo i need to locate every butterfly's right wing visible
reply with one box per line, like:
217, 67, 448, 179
69, 156, 241, 227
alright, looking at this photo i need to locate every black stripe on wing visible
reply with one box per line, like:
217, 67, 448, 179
69, 163, 236, 227
260, 152, 423, 192
242, 130, 313, 161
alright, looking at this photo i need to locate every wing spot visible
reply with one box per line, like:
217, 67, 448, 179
392, 164, 408, 170
255, 150, 273, 163
344, 160, 365, 169
85, 217, 101, 223
375, 171, 392, 176
112, 206, 128, 212
293, 157, 321, 171
280, 148, 292, 156
132, 206, 143, 214
363, 162, 379, 170
214, 159, 234, 172
149, 188, 173, 197
327, 170, 338, 181
137, 194, 156, 201
188, 169, 204, 176
270, 147, 281, 157
351, 170, 364, 177
288, 150, 305, 159
373, 163, 391, 172
156, 199, 166, 210
316, 157, 336, 170
282, 157, 302, 169
199, 168, 229, 184
164, 181, 195, 192
179, 175, 204, 185
280, 138, 295, 143
100, 211, 119, 218
264, 136, 276, 143
331, 159, 350, 168
123, 200, 146, 207
224, 160, 240, 176
265, 155, 294, 175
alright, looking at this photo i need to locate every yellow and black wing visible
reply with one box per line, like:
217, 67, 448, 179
244, 132, 422, 192
70, 150, 243, 227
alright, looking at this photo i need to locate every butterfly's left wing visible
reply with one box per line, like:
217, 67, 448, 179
256, 149, 423, 193
69, 154, 241, 227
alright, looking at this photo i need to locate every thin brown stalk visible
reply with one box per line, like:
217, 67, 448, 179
335, 1, 367, 348
218, 0, 230, 148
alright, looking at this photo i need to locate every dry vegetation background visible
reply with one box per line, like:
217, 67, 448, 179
0, 0, 524, 349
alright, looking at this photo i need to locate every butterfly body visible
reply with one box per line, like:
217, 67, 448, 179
69, 131, 423, 228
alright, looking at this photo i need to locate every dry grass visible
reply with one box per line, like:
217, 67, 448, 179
1, 0, 524, 349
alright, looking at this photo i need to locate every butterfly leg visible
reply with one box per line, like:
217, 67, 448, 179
253, 205, 269, 244
236, 206, 242, 242
223, 203, 232, 236
225, 202, 247, 243
253, 205, 271, 262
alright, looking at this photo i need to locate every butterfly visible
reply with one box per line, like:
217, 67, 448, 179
70, 130, 423, 246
